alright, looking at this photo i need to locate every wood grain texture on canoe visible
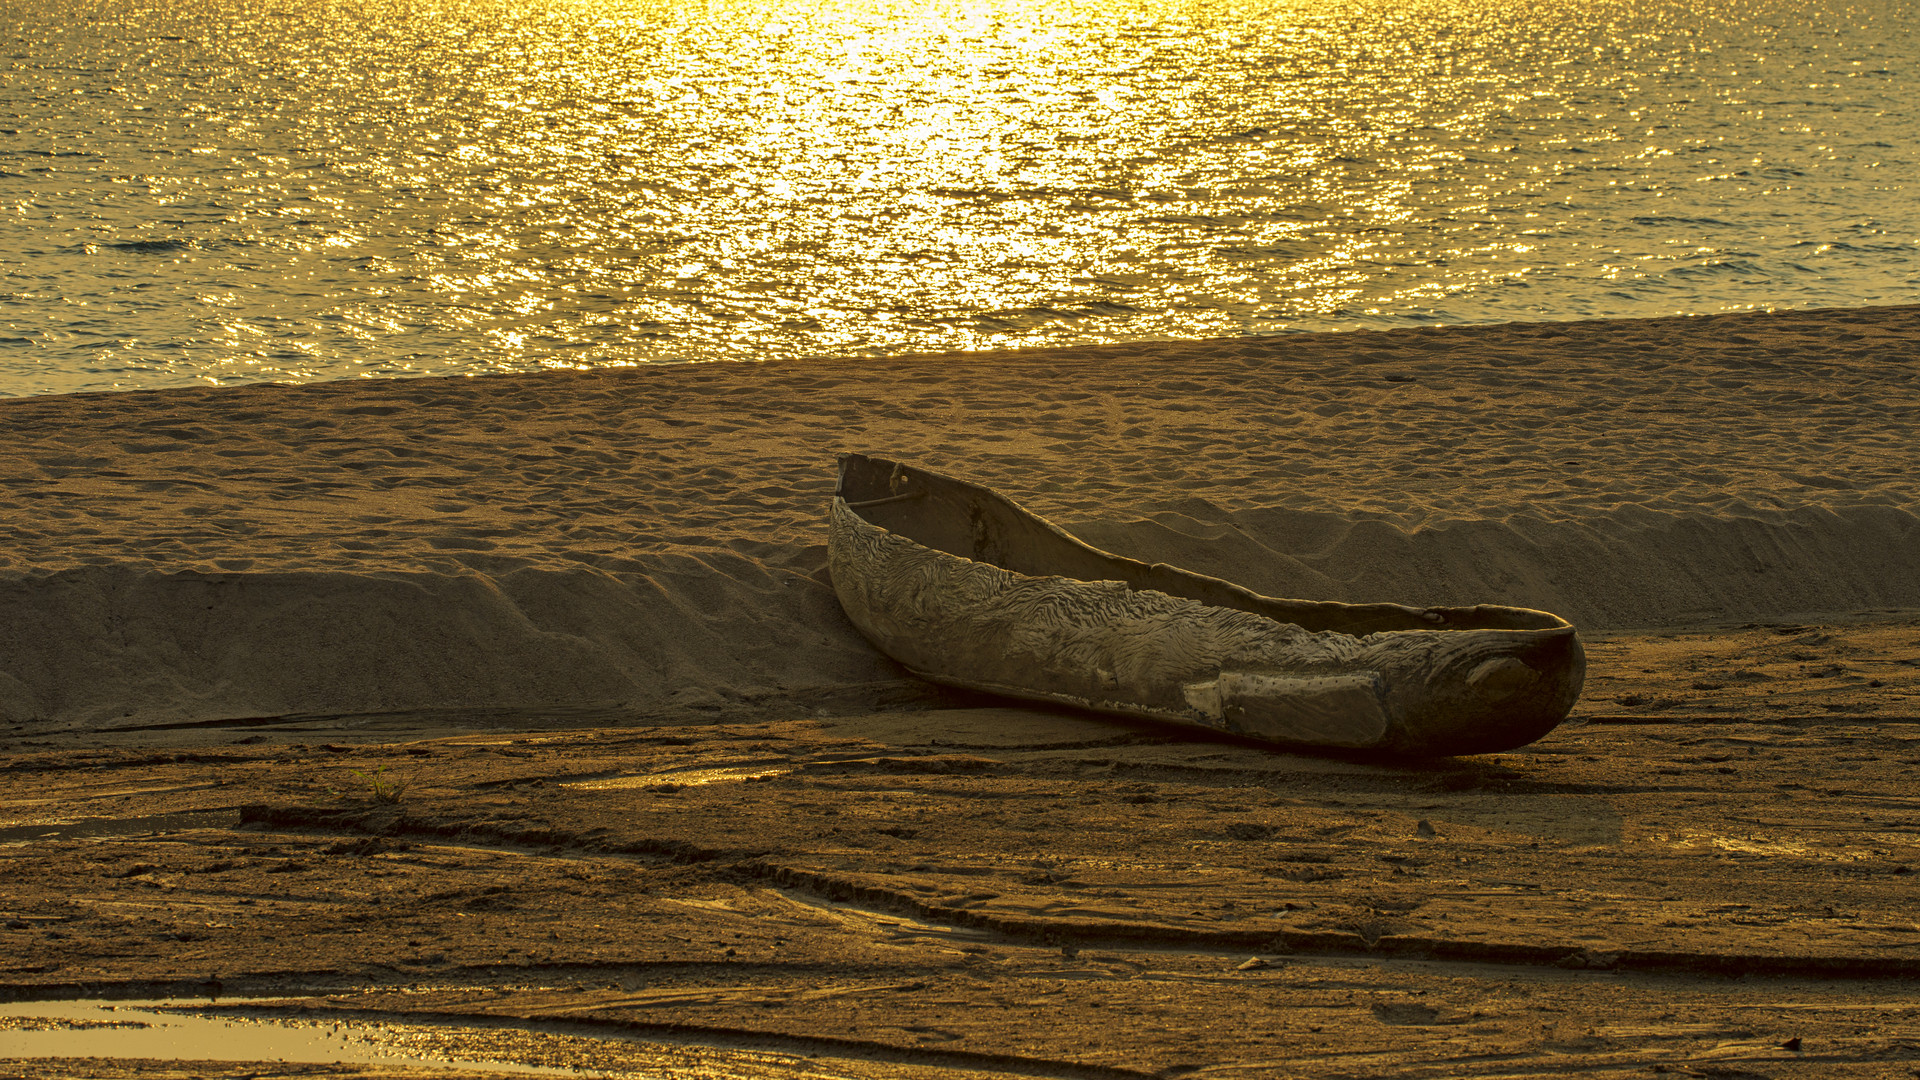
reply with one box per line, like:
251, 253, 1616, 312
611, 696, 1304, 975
829, 453, 1584, 756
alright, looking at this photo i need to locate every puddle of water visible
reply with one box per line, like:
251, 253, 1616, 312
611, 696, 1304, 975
0, 997, 997, 1078
0, 810, 241, 845
566, 765, 789, 791
1709, 836, 1813, 856
0, 1000, 579, 1075
1653, 831, 1828, 857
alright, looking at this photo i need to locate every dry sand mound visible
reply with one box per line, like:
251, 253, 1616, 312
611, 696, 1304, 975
1076, 501, 1920, 629
2, 304, 1916, 730
0, 562, 893, 728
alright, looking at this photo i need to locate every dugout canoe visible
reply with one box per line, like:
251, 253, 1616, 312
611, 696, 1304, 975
829, 453, 1585, 757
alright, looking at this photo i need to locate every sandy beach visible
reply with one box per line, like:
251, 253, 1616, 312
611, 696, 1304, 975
3, 303, 1918, 731
3, 306, 1918, 1076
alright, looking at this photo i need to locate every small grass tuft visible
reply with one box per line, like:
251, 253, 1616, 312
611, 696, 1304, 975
348, 764, 414, 804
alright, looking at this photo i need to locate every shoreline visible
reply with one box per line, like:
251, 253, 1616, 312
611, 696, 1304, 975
3, 303, 1918, 731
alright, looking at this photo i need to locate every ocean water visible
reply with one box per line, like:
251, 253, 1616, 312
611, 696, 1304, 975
2, 0, 1915, 396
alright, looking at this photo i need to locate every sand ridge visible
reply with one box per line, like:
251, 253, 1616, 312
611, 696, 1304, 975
1, 304, 1917, 728
2, 304, 1916, 571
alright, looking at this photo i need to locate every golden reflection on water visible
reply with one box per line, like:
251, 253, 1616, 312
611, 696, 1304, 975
0, 0, 1914, 391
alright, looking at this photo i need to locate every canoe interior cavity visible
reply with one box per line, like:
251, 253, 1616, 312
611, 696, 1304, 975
836, 453, 1568, 638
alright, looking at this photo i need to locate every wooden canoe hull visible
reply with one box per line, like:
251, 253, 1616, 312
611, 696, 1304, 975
829, 454, 1584, 757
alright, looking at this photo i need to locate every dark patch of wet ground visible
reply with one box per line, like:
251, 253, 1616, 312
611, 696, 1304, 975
4, 618, 1919, 1078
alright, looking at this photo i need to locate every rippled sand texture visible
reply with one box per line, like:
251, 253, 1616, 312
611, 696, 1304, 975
2, 637, 1918, 1076
3, 0, 1918, 392
0, 305, 1916, 729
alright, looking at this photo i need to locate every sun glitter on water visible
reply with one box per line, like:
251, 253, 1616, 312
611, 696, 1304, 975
0, 0, 1914, 393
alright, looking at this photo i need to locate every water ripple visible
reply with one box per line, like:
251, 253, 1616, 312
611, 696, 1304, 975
0, 0, 1915, 394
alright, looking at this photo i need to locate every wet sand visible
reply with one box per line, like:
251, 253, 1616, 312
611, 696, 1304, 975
3, 306, 1919, 1076
3, 620, 1919, 1077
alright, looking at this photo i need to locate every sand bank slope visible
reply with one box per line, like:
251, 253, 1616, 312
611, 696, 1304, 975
0, 562, 893, 728
2, 305, 1916, 729
1075, 501, 1920, 629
